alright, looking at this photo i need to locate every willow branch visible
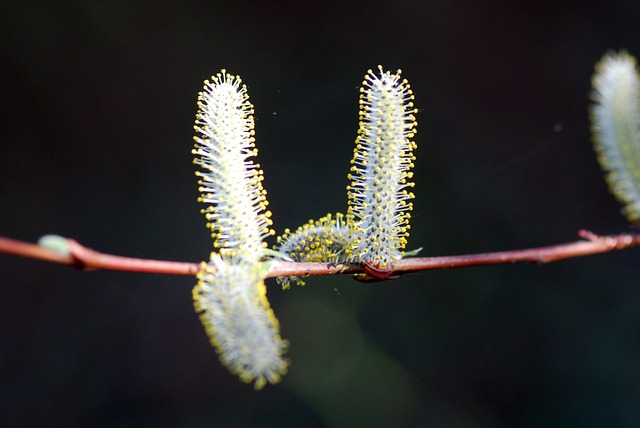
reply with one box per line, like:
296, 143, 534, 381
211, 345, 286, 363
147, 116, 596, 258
0, 236, 200, 275
1, 230, 638, 280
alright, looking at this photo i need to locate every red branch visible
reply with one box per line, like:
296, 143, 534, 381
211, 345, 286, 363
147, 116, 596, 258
1, 230, 638, 281
0, 236, 200, 275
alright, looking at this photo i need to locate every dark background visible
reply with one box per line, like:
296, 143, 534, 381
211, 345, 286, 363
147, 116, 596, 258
2, 1, 639, 426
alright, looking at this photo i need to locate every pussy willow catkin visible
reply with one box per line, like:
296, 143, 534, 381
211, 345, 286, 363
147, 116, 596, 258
591, 51, 640, 223
275, 212, 350, 288
192, 70, 287, 388
193, 256, 288, 389
193, 70, 274, 264
346, 66, 418, 267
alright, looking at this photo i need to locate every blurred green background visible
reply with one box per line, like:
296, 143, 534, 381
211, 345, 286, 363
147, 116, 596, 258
1, 1, 639, 426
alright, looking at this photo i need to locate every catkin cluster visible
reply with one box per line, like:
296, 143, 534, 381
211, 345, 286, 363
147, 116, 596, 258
192, 66, 419, 387
191, 51, 640, 388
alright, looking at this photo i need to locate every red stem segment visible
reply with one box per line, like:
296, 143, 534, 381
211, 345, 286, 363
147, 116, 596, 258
0, 236, 200, 275
1, 230, 638, 280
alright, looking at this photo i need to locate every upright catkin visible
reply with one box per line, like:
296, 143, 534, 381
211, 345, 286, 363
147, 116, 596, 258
346, 66, 418, 267
591, 51, 640, 223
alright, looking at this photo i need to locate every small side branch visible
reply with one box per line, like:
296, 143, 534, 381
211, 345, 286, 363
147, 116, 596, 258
1, 229, 638, 280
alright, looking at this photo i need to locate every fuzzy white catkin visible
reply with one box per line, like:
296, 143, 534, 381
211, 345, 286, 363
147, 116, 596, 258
193, 256, 288, 389
193, 70, 273, 264
347, 66, 417, 267
591, 51, 640, 222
